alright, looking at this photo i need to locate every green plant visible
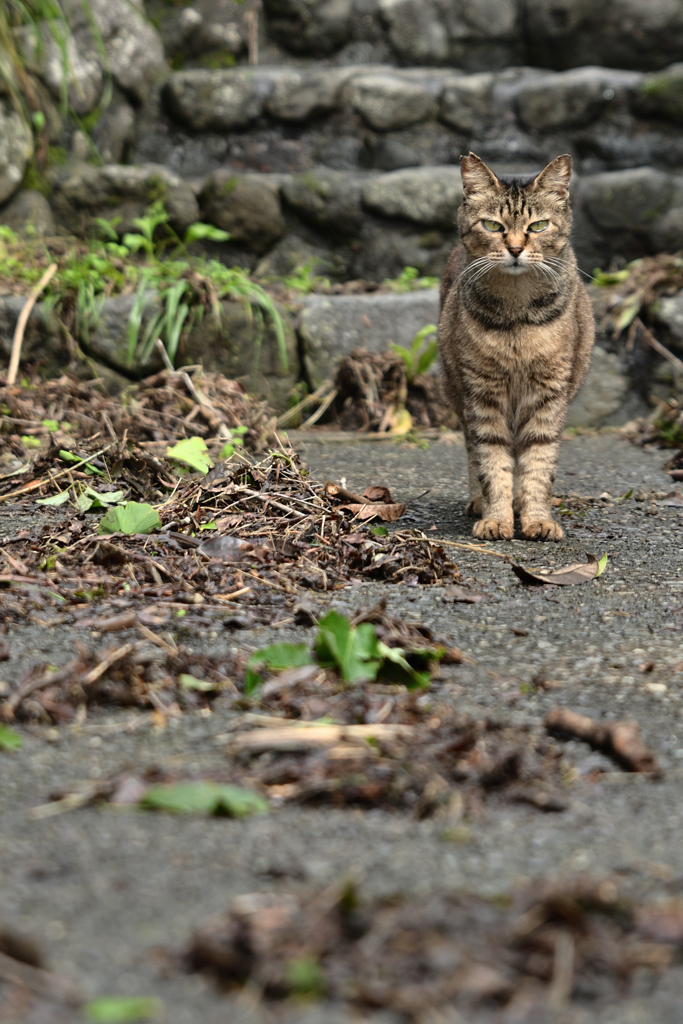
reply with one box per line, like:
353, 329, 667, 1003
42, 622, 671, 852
390, 323, 438, 383
281, 260, 331, 295
384, 266, 440, 293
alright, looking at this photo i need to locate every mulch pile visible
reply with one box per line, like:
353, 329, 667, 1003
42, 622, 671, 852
332, 348, 458, 432
187, 875, 679, 1016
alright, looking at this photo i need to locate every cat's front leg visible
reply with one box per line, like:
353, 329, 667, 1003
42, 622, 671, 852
515, 408, 565, 541
464, 412, 515, 540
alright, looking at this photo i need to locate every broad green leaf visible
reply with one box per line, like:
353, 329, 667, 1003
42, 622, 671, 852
199, 521, 217, 531
141, 781, 268, 817
314, 611, 382, 683
246, 642, 314, 694
592, 267, 632, 286
41, 418, 60, 431
416, 338, 438, 377
166, 437, 214, 475
596, 553, 608, 577
21, 435, 41, 448
36, 489, 71, 506
179, 674, 217, 692
0, 724, 22, 750
85, 996, 163, 1023
98, 502, 161, 536
219, 442, 235, 459
58, 450, 104, 475
370, 525, 388, 537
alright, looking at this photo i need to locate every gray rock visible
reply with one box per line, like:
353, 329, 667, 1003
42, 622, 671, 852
92, 94, 135, 165
0, 190, 55, 238
379, 0, 449, 65
81, 292, 162, 373
200, 172, 286, 253
362, 166, 463, 228
51, 164, 200, 236
182, 299, 299, 411
16, 20, 103, 116
655, 292, 683, 352
351, 224, 453, 281
566, 346, 630, 428
349, 73, 437, 131
440, 72, 492, 133
634, 63, 683, 123
151, 0, 247, 62
0, 295, 67, 371
298, 289, 440, 387
649, 206, 683, 253
264, 0, 353, 55
516, 67, 642, 131
372, 139, 421, 171
281, 169, 363, 236
266, 66, 360, 121
0, 101, 33, 206
164, 68, 292, 131
579, 168, 674, 232
525, 0, 683, 73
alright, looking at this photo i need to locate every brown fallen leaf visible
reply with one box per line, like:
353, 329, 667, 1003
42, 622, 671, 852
199, 535, 255, 560
545, 707, 662, 775
510, 627, 529, 636
340, 501, 407, 522
512, 554, 599, 587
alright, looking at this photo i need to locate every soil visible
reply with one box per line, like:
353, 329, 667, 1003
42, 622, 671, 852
2, 430, 683, 1023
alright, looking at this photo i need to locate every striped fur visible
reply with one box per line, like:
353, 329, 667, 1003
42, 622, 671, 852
439, 153, 594, 541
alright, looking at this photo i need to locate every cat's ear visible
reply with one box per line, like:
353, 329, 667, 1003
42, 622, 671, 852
532, 154, 573, 199
460, 153, 501, 198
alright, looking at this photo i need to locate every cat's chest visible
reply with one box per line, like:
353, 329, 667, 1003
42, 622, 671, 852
471, 322, 567, 368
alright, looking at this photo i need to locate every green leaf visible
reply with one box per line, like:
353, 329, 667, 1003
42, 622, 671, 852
595, 553, 608, 577
0, 724, 22, 751
85, 996, 163, 1023
141, 781, 268, 817
21, 435, 41, 448
98, 502, 161, 536
285, 956, 326, 996
370, 525, 388, 537
219, 443, 234, 459
178, 673, 217, 692
59, 450, 104, 475
36, 489, 71, 506
183, 222, 231, 244
41, 418, 60, 431
415, 338, 438, 377
245, 642, 314, 694
166, 437, 214, 475
199, 521, 217, 531
314, 611, 382, 683
613, 291, 642, 332
376, 642, 431, 690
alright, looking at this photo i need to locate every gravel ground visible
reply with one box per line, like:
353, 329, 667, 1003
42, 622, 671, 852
1, 431, 683, 1024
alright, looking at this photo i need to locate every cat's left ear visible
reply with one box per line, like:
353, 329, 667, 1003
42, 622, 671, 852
531, 154, 572, 199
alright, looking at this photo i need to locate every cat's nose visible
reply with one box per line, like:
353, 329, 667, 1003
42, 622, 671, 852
508, 246, 523, 257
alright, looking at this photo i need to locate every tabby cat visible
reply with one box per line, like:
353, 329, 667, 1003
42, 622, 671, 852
439, 153, 594, 541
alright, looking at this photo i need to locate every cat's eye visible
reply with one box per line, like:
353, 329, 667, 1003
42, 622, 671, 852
528, 220, 549, 232
482, 220, 503, 232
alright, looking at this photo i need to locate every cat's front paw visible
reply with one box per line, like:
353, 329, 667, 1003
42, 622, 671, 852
472, 518, 513, 541
521, 518, 563, 541
466, 498, 482, 517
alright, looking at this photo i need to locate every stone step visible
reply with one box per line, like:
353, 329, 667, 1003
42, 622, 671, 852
152, 0, 683, 77
136, 62, 683, 181
30, 156, 683, 284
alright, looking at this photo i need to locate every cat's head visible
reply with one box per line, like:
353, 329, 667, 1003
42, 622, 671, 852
457, 153, 573, 276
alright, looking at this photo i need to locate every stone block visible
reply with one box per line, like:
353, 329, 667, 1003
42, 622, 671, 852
566, 345, 630, 428
164, 68, 294, 131
440, 72, 492, 133
0, 190, 55, 238
349, 74, 437, 131
579, 168, 674, 232
200, 173, 286, 254
362, 166, 463, 228
634, 63, 683, 123
281, 169, 364, 237
0, 101, 33, 207
516, 67, 642, 131
298, 289, 440, 387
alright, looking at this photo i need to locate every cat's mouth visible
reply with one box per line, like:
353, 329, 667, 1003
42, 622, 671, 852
500, 261, 532, 275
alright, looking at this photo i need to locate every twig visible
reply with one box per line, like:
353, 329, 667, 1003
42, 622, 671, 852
232, 723, 414, 754
0, 949, 81, 1004
81, 643, 137, 685
238, 487, 307, 519
434, 539, 512, 560
549, 932, 575, 1007
245, 0, 261, 64
276, 381, 333, 427
635, 317, 683, 374
545, 707, 662, 775
0, 444, 115, 503
214, 586, 251, 601
1, 658, 84, 720
300, 387, 339, 429
7, 263, 57, 386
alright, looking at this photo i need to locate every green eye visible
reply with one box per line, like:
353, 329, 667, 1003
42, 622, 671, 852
482, 220, 503, 232
528, 220, 549, 232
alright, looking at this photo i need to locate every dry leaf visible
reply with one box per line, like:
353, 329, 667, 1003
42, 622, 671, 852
511, 554, 599, 587
441, 586, 485, 604
340, 502, 407, 522
658, 491, 683, 507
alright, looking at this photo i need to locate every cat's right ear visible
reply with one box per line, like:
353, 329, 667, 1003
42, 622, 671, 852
460, 153, 500, 198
